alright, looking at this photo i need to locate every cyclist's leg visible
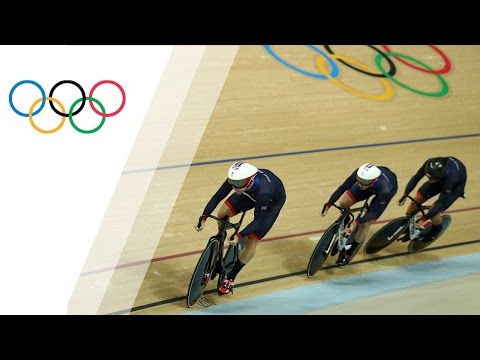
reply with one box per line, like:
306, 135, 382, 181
353, 220, 371, 245
338, 190, 356, 227
210, 194, 252, 280
217, 194, 256, 295
220, 197, 285, 294
336, 220, 372, 266
411, 182, 443, 240
338, 190, 356, 209
224, 235, 258, 280
338, 183, 397, 266
217, 193, 255, 234
216, 205, 232, 241
232, 196, 285, 272
335, 186, 366, 266
430, 180, 465, 233
427, 191, 460, 239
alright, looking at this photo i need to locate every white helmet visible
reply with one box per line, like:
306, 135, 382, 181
227, 161, 258, 189
356, 163, 381, 186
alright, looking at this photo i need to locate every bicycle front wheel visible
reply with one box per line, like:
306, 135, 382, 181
364, 217, 408, 254
186, 239, 220, 308
307, 223, 337, 277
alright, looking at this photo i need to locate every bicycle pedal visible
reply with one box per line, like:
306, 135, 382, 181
335, 256, 349, 267
217, 289, 233, 296
413, 236, 425, 243
398, 234, 410, 242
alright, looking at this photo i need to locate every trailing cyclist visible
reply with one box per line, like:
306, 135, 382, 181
397, 156, 467, 241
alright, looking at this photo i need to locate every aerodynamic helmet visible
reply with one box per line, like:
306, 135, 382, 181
227, 162, 258, 189
424, 157, 448, 181
356, 163, 381, 186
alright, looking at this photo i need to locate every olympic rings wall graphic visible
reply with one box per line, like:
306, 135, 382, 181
9, 79, 126, 134
263, 45, 452, 101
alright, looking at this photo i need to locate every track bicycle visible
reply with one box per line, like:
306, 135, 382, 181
307, 199, 369, 277
186, 212, 246, 308
364, 195, 454, 254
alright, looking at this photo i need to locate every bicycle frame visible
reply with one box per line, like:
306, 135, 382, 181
389, 195, 430, 242
207, 212, 246, 273
306, 199, 370, 277
327, 200, 369, 254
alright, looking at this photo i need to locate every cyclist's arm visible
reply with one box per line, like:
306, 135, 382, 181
327, 170, 357, 205
403, 161, 428, 196
201, 180, 232, 216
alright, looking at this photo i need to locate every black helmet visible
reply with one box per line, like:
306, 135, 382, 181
424, 157, 448, 181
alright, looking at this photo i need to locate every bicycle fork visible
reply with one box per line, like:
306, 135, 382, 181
202, 240, 222, 285
387, 215, 420, 242
408, 214, 422, 240
324, 225, 348, 255
337, 229, 351, 251
324, 235, 336, 255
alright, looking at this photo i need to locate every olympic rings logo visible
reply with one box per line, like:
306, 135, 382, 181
263, 45, 452, 101
9, 80, 126, 134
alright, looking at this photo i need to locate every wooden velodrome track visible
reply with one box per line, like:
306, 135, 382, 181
83, 46, 480, 314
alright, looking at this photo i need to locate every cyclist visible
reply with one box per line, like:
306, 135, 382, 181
321, 163, 398, 266
194, 161, 286, 295
397, 156, 467, 241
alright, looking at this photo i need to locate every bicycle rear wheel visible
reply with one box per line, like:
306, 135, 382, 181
186, 239, 220, 308
307, 223, 337, 277
364, 217, 408, 254
408, 215, 451, 253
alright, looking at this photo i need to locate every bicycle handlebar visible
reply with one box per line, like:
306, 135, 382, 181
206, 212, 247, 240
406, 195, 430, 213
331, 202, 366, 216
207, 214, 239, 228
